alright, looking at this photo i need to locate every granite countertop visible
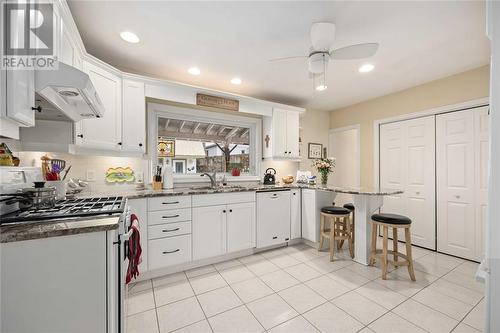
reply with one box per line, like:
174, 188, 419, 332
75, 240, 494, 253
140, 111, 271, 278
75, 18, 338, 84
1, 184, 402, 244
78, 184, 403, 199
0, 215, 120, 244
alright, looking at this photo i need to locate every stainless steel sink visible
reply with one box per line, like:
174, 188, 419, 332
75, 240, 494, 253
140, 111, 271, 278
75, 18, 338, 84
188, 185, 243, 191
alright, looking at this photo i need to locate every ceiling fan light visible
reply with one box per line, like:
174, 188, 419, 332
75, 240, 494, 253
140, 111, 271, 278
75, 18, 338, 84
315, 84, 327, 91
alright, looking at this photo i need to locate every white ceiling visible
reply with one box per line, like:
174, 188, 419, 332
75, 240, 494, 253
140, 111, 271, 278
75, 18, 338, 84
67, 1, 490, 111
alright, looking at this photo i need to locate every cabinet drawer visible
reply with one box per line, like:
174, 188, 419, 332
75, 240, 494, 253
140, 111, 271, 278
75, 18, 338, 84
192, 192, 255, 207
148, 196, 191, 211
148, 235, 192, 270
148, 208, 191, 225
148, 221, 191, 240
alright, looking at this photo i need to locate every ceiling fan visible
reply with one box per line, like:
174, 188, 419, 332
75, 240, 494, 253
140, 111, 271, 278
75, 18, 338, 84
270, 22, 379, 91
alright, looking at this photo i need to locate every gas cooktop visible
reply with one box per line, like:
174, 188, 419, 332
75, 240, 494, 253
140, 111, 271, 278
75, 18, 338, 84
0, 196, 126, 224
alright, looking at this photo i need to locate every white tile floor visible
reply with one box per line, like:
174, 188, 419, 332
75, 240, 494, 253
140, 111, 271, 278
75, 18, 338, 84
126, 242, 485, 333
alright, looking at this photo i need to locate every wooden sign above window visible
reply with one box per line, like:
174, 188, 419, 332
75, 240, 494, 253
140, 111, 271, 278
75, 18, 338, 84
196, 93, 239, 111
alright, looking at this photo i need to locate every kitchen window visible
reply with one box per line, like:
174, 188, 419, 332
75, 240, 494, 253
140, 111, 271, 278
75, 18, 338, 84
148, 103, 262, 182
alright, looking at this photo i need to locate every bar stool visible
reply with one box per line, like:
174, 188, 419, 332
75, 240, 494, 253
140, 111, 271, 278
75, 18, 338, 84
342, 203, 355, 249
369, 213, 416, 281
318, 206, 354, 261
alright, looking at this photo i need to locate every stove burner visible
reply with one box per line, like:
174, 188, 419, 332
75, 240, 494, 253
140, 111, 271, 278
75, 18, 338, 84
0, 196, 125, 224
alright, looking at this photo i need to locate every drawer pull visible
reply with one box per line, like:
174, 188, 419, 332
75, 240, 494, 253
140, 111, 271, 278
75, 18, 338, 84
162, 214, 180, 219
162, 228, 180, 233
162, 201, 180, 205
162, 249, 180, 254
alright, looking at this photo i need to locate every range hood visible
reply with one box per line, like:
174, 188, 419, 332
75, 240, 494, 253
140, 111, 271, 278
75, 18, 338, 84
35, 62, 105, 122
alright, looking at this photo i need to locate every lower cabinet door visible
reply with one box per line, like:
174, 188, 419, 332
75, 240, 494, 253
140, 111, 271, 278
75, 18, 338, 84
148, 235, 192, 270
192, 205, 227, 260
227, 202, 256, 252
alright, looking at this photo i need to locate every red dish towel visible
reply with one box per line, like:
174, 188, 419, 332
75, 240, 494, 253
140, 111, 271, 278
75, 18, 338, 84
126, 214, 142, 284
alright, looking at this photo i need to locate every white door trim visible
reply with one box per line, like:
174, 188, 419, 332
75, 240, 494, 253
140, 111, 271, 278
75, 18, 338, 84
329, 124, 361, 188
373, 97, 489, 189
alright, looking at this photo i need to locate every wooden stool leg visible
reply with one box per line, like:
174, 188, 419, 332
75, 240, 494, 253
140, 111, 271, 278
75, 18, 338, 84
369, 223, 377, 266
329, 217, 336, 261
318, 214, 325, 251
393, 227, 398, 266
405, 228, 416, 281
382, 226, 389, 280
348, 216, 354, 259
338, 218, 345, 249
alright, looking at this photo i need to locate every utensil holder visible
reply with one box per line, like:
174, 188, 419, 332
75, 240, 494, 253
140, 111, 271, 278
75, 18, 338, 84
152, 181, 163, 190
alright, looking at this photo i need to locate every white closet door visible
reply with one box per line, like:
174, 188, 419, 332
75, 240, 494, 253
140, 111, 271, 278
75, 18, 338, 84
437, 110, 476, 259
380, 122, 406, 216
474, 107, 490, 260
380, 116, 435, 249
404, 116, 436, 249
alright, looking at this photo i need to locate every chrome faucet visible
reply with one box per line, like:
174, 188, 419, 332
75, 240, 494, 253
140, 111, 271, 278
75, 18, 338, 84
200, 172, 217, 188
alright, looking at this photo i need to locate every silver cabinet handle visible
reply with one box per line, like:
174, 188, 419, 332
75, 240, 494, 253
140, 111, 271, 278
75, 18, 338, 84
455, 195, 461, 199
162, 214, 180, 219
162, 228, 180, 232
162, 249, 180, 254
415, 191, 420, 195
162, 201, 179, 205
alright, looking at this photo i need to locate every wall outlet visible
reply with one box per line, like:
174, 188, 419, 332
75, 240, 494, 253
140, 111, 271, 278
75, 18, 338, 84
86, 169, 96, 182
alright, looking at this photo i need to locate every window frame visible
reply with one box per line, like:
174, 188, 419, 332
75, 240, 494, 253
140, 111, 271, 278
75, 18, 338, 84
147, 102, 262, 184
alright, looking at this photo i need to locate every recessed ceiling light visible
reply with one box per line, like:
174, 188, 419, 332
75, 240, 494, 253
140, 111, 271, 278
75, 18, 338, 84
188, 67, 201, 75
359, 63, 375, 73
315, 84, 327, 91
120, 31, 140, 43
230, 77, 242, 85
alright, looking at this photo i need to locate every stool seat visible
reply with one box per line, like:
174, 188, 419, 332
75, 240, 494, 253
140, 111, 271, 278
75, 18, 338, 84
372, 213, 411, 225
343, 203, 354, 211
321, 206, 351, 215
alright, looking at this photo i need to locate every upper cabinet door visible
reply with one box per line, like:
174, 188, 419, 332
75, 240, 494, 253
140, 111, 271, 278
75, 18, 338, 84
6, 70, 35, 127
78, 61, 122, 150
271, 108, 288, 157
286, 111, 300, 158
122, 79, 145, 153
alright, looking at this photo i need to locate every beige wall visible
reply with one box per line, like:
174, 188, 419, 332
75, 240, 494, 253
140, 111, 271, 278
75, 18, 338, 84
329, 65, 490, 187
299, 109, 331, 176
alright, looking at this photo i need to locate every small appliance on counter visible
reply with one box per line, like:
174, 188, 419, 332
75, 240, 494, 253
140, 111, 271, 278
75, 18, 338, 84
263, 168, 277, 185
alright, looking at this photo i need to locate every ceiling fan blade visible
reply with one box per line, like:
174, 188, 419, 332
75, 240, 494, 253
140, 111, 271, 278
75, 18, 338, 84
330, 43, 379, 60
310, 22, 336, 51
269, 55, 308, 62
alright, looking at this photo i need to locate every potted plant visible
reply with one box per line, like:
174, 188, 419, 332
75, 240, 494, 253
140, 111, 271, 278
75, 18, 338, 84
312, 157, 336, 185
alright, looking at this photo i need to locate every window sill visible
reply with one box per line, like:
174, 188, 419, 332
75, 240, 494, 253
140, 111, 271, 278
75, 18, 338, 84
172, 175, 261, 184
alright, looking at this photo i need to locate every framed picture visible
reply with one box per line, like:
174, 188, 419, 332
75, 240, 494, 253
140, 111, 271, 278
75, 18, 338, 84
308, 143, 323, 159
158, 139, 175, 157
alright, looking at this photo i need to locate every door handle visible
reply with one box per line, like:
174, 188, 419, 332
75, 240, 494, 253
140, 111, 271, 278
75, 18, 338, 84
162, 249, 180, 254
272, 236, 278, 239
162, 228, 180, 232
162, 214, 180, 219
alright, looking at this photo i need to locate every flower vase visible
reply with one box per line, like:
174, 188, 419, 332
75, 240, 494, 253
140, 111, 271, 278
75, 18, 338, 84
320, 171, 328, 186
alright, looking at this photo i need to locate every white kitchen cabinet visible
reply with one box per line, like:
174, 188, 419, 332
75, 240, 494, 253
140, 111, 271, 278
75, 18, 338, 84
436, 107, 489, 261
59, 19, 83, 70
128, 198, 148, 273
290, 189, 301, 239
76, 60, 122, 150
301, 189, 336, 243
122, 79, 146, 152
6, 70, 35, 127
227, 202, 256, 252
148, 234, 192, 270
263, 108, 300, 159
192, 205, 227, 260
256, 190, 291, 248
380, 116, 436, 250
